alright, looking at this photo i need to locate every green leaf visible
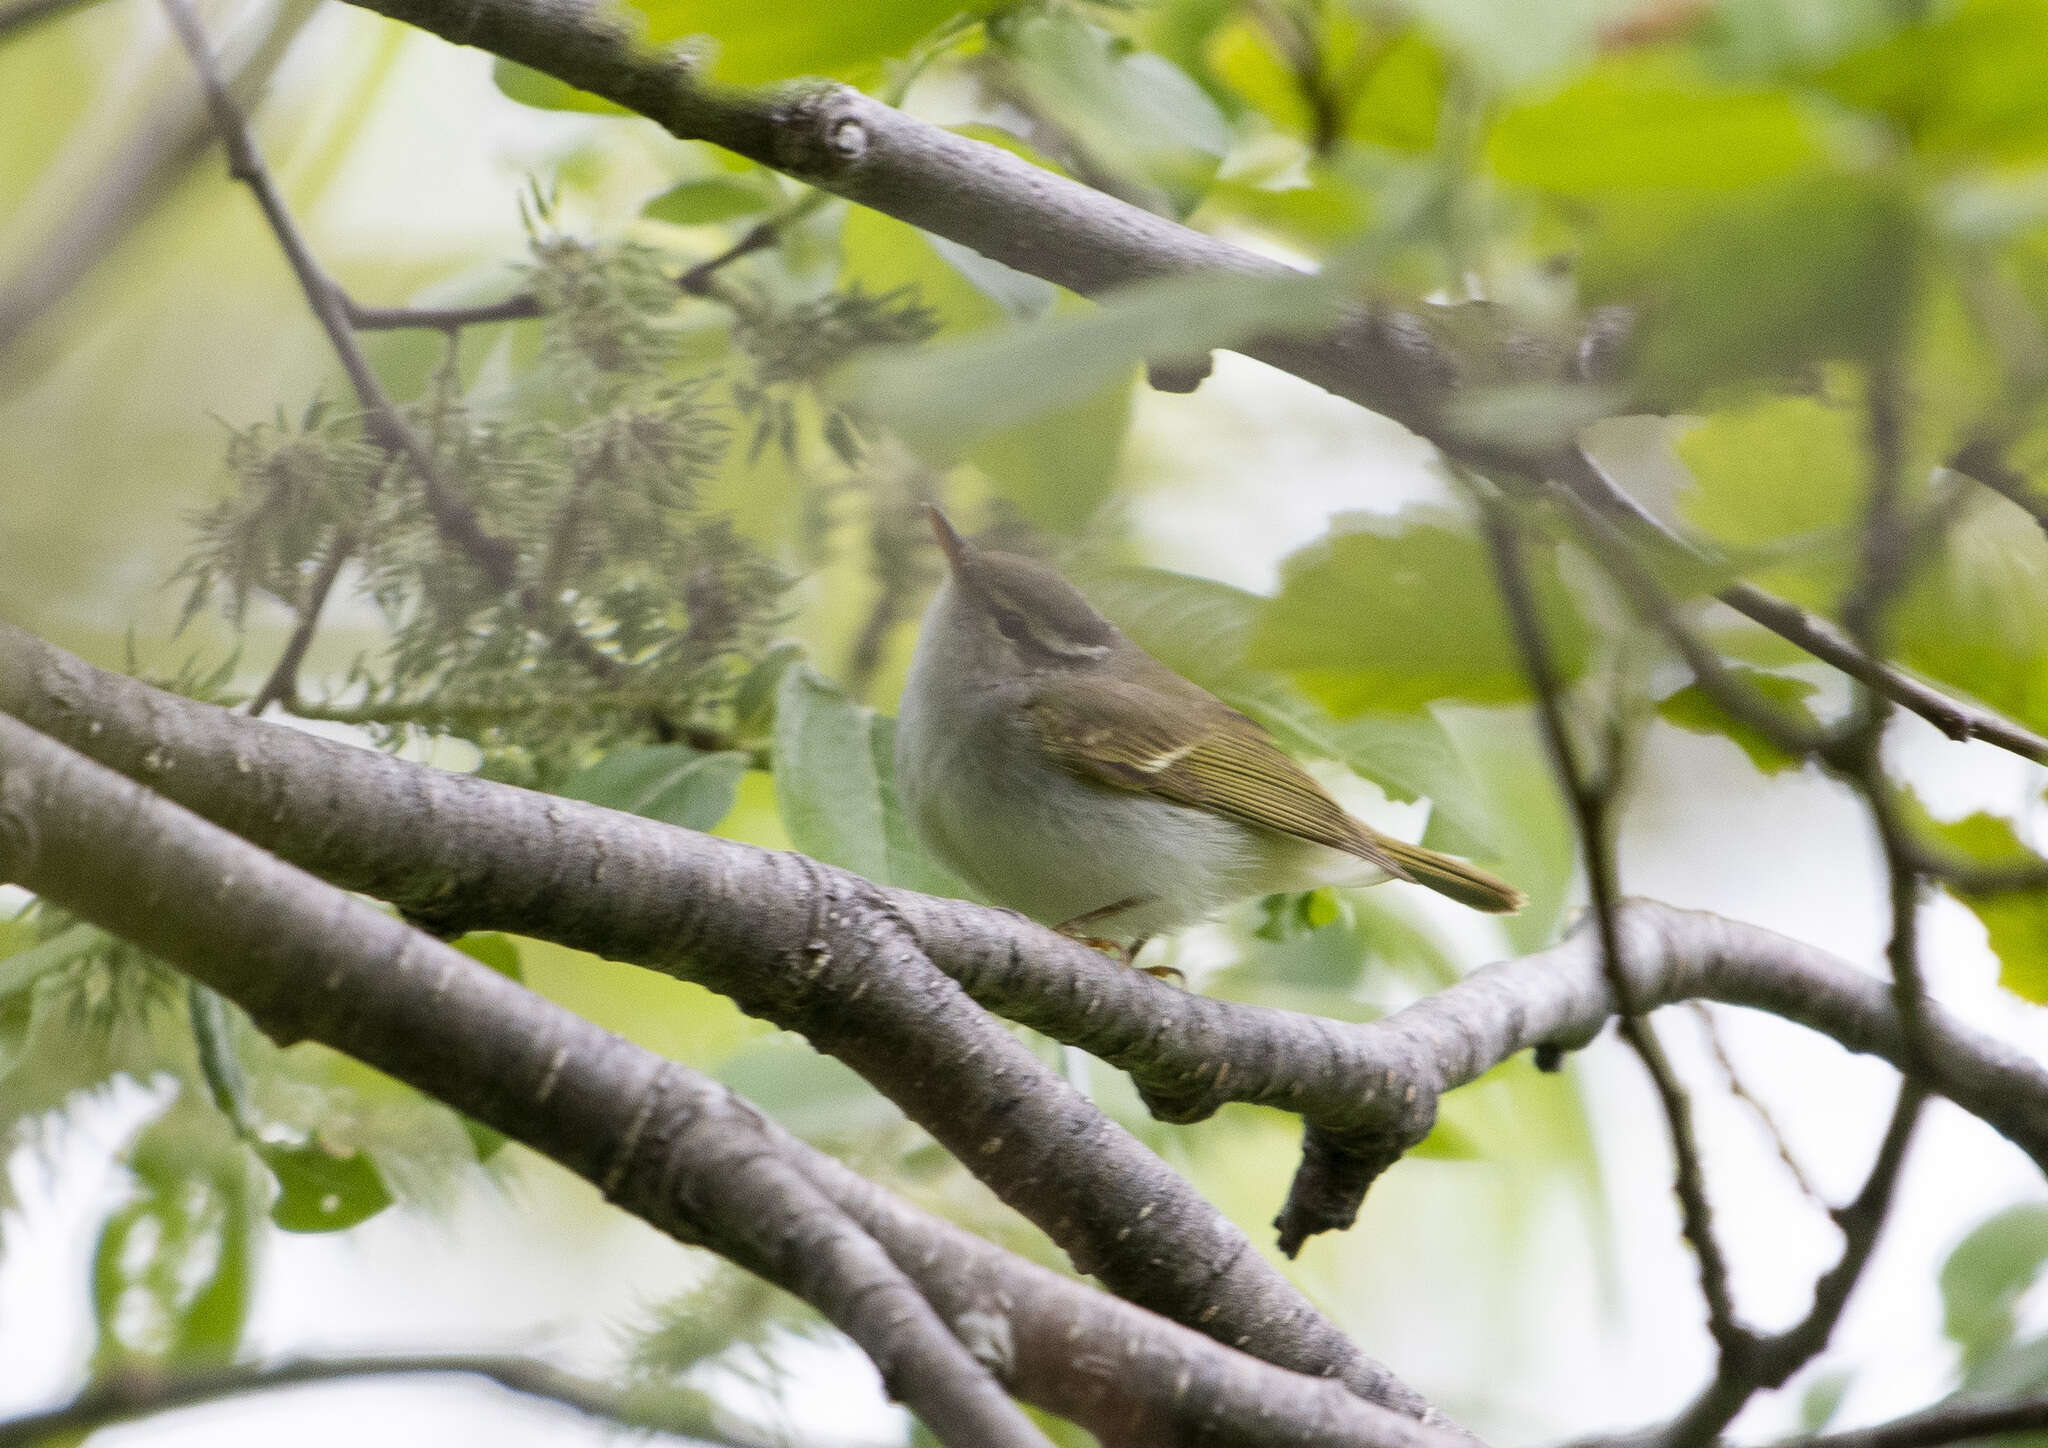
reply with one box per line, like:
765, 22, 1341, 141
1584, 173, 1921, 405
1942, 1203, 2048, 1370
0, 921, 95, 998
1249, 507, 1590, 714
1820, 0, 2048, 162
772, 664, 968, 896
1489, 53, 1826, 194
993, 10, 1231, 216
562, 745, 750, 832
1676, 392, 1868, 548
643, 175, 777, 225
1656, 668, 1822, 775
843, 268, 1335, 461
1797, 1368, 1855, 1433
93, 1105, 253, 1369
257, 1138, 395, 1233
634, 0, 971, 85
453, 932, 524, 981
491, 57, 631, 115
1895, 490, 2048, 738
1902, 794, 2048, 1001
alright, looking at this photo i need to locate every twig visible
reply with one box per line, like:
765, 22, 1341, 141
1783, 1394, 2048, 1448
247, 527, 356, 716
1686, 1002, 1825, 1209
344, 294, 542, 331
1954, 437, 2048, 536
0, 0, 99, 40
0, 1354, 763, 1448
677, 191, 828, 299
1477, 494, 1752, 1365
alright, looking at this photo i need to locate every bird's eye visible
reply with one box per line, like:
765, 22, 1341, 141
991, 607, 1034, 646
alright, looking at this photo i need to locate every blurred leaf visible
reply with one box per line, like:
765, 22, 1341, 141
1797, 1367, 1855, 1432
1677, 392, 1867, 548
1489, 53, 1826, 194
1388, 0, 1638, 87
1895, 490, 2048, 738
773, 663, 969, 895
561, 744, 751, 832
993, 9, 1231, 216
644, 175, 777, 226
636, 0, 972, 83
844, 268, 1335, 460
0, 920, 95, 998
257, 1138, 395, 1233
92, 1104, 253, 1370
1820, 0, 2048, 162
717, 1037, 901, 1142
1942, 1202, 2048, 1370
452, 932, 524, 981
968, 369, 1133, 535
1584, 173, 1921, 405
491, 58, 632, 114
1249, 507, 1590, 714
1656, 668, 1822, 775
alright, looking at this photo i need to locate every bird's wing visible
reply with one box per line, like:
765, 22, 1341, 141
1026, 668, 1412, 880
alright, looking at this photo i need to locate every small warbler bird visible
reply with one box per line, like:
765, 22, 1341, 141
894, 508, 1524, 945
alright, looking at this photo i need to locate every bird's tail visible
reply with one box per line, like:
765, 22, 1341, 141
1376, 837, 1526, 914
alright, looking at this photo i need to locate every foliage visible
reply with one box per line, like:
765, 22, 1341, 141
10, 0, 2048, 1437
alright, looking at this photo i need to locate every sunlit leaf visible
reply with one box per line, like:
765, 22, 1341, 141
1249, 507, 1590, 714
1820, 0, 2048, 162
1902, 793, 2048, 1001
258, 1138, 396, 1234
1895, 490, 2048, 738
635, 0, 974, 84
1656, 668, 1822, 775
1489, 53, 1826, 194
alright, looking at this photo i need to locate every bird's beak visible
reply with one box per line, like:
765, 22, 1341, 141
926, 505, 972, 572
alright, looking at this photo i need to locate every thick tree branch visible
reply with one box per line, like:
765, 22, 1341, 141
6, 623, 2045, 1255
0, 710, 1469, 1448
0, 714, 1057, 1448
0, 622, 1443, 1426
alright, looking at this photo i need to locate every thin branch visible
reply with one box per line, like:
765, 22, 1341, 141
247, 527, 356, 716
310, 0, 2048, 769
0, 709, 1462, 1448
1477, 496, 1751, 1365
0, 0, 102, 41
0, 1354, 762, 1448
1784, 1395, 2048, 1448
1686, 1002, 1825, 1210
344, 293, 542, 331
1954, 438, 2048, 536
161, 0, 521, 589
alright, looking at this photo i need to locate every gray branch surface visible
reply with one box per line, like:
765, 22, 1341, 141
7, 622, 2047, 1252
0, 620, 1447, 1428
0, 708, 1464, 1448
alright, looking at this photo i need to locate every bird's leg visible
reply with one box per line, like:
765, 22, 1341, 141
1054, 895, 1150, 960
1053, 899, 1181, 980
